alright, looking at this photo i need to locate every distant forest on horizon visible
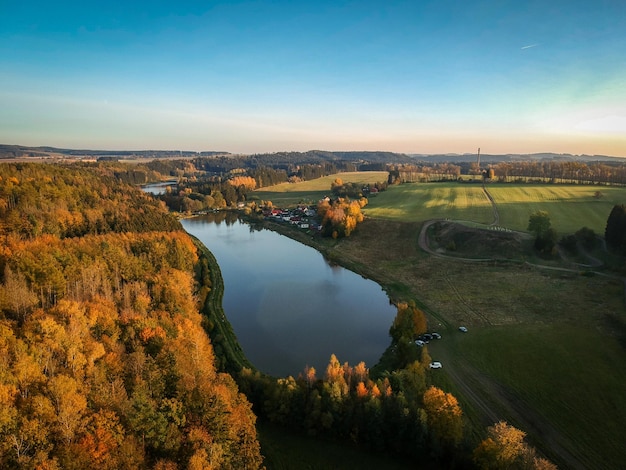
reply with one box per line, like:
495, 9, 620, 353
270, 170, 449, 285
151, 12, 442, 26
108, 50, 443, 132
1, 144, 624, 164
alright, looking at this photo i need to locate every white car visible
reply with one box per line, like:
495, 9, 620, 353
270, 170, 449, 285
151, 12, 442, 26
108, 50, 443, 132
415, 340, 425, 347
459, 326, 468, 333
429, 362, 443, 369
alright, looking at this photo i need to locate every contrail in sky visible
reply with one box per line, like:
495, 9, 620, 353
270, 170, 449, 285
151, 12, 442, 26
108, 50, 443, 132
521, 44, 539, 50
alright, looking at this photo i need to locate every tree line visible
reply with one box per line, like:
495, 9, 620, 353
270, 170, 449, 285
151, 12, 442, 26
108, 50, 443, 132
390, 160, 626, 185
487, 160, 626, 185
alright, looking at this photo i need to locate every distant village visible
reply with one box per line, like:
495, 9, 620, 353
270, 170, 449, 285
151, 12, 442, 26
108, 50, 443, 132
261, 204, 321, 231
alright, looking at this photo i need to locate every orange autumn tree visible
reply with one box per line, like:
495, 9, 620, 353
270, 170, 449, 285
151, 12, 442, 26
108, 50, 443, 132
423, 386, 464, 449
227, 175, 257, 191
317, 196, 367, 238
251, 353, 462, 460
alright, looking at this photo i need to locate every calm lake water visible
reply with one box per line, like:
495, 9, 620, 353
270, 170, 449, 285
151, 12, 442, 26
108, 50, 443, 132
181, 213, 397, 377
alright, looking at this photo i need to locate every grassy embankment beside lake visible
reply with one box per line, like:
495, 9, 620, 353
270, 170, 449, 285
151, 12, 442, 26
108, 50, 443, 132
252, 175, 626, 469
192, 237, 254, 373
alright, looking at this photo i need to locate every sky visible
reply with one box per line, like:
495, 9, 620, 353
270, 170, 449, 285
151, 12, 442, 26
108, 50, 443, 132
1, 0, 625, 156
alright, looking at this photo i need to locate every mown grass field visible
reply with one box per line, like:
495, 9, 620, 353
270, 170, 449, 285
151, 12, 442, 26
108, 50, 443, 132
253, 173, 626, 469
365, 182, 494, 225
365, 181, 626, 235
488, 184, 626, 234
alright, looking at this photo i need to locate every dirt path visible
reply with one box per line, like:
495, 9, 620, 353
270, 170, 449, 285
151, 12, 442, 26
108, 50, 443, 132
418, 219, 492, 262
482, 183, 500, 226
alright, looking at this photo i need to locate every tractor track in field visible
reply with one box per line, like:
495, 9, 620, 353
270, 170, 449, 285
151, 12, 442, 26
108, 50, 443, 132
442, 273, 492, 325
482, 183, 500, 226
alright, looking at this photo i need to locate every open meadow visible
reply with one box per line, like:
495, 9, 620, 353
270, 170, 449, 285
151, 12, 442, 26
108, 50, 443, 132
487, 184, 626, 234
365, 181, 626, 235
254, 173, 626, 469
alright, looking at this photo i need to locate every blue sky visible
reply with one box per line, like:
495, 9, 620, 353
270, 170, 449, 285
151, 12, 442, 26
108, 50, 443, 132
1, 0, 625, 155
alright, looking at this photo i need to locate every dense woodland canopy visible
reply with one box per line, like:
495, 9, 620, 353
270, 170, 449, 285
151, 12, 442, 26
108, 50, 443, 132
0, 163, 179, 239
0, 163, 262, 469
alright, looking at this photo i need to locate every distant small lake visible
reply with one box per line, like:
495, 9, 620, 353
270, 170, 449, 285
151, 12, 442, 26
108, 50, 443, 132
181, 213, 397, 377
142, 180, 177, 195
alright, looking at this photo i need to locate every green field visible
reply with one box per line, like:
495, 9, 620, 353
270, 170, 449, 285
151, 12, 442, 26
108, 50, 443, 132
365, 182, 493, 224
488, 184, 626, 234
456, 323, 626, 468
365, 181, 626, 235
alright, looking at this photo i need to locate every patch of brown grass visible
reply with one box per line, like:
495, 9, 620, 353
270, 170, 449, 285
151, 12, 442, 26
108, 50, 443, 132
324, 218, 623, 331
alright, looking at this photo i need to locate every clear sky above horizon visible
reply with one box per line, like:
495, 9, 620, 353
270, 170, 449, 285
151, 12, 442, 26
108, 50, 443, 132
1, 0, 625, 156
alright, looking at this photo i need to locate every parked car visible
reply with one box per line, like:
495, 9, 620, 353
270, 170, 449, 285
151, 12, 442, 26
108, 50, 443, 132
429, 362, 443, 369
415, 340, 425, 347
459, 326, 468, 332
431, 332, 441, 339
423, 333, 433, 341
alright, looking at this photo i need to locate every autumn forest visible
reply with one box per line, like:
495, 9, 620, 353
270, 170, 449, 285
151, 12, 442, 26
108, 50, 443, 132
0, 163, 262, 468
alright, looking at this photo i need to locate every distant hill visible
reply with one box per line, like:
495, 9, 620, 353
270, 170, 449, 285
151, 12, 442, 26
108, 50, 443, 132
246, 150, 415, 166
0, 145, 417, 166
0, 144, 229, 159
1, 144, 624, 164
410, 152, 625, 163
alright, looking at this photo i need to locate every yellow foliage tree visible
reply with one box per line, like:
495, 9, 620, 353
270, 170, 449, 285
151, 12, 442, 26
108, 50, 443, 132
317, 197, 367, 238
356, 381, 368, 399
423, 386, 463, 447
228, 176, 257, 191
473, 421, 556, 470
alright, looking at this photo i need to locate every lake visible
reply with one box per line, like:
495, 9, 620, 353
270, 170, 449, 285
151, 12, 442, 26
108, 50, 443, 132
181, 213, 397, 377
